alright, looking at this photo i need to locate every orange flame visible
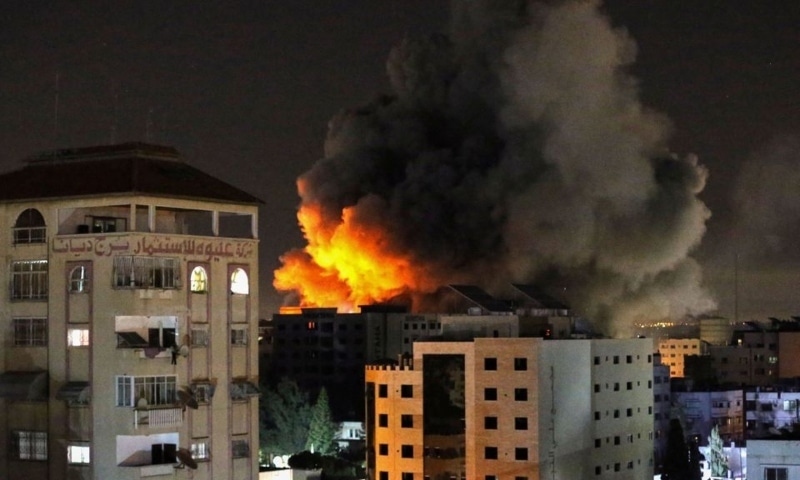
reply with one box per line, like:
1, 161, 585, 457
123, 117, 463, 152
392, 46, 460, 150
274, 192, 438, 311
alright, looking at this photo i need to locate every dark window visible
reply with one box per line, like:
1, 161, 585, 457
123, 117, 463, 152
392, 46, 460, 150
401, 415, 413, 428
484, 358, 497, 371
594, 438, 601, 448
379, 473, 389, 480
484, 417, 498, 429
613, 383, 619, 391
594, 411, 600, 420
378, 384, 388, 398
13, 209, 46, 244
515, 448, 528, 461
626, 382, 632, 390
595, 466, 601, 475
613, 356, 619, 364
379, 414, 388, 427
627, 408, 633, 417
401, 384, 413, 398
514, 358, 527, 371
613, 409, 620, 418
401, 445, 413, 458
402, 474, 414, 480
514, 388, 528, 401
485, 388, 497, 401
614, 436, 620, 445
379, 444, 388, 455
626, 355, 632, 363
515, 417, 528, 430
484, 447, 498, 460
594, 356, 600, 365
594, 384, 600, 393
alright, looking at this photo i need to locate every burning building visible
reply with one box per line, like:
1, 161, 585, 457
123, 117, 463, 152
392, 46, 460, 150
274, 0, 715, 336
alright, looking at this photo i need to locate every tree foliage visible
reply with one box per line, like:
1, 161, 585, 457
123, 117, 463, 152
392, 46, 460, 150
306, 387, 338, 455
707, 425, 728, 478
260, 378, 312, 457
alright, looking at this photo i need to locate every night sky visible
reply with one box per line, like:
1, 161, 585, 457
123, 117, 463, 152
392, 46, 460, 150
1, 1, 798, 323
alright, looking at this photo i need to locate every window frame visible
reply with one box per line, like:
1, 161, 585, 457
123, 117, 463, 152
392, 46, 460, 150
11, 260, 48, 300
190, 266, 208, 293
13, 317, 47, 346
67, 443, 90, 464
67, 328, 90, 347
115, 375, 177, 407
112, 256, 180, 289
11, 430, 47, 461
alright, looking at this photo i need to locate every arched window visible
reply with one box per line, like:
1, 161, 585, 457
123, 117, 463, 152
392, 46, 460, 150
13, 208, 46, 244
190, 266, 208, 293
230, 268, 249, 295
69, 266, 89, 293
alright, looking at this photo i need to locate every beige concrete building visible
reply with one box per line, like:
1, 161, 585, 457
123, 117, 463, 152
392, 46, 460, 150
365, 337, 655, 480
657, 338, 706, 378
0, 143, 260, 479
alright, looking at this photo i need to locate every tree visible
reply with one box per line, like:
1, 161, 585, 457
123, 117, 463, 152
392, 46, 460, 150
306, 387, 338, 455
260, 378, 312, 458
707, 425, 728, 478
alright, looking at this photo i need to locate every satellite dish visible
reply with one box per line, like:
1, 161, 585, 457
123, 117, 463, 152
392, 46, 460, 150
179, 344, 190, 357
174, 447, 198, 470
176, 386, 199, 411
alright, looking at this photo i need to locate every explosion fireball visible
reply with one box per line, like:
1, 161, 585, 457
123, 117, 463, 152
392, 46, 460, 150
274, 0, 716, 334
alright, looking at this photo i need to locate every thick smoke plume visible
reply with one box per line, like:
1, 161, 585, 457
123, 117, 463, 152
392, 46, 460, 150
275, 0, 715, 335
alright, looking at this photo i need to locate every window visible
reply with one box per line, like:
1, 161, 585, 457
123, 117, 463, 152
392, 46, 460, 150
626, 381, 632, 390
613, 356, 619, 364
190, 266, 207, 293
594, 411, 600, 420
67, 443, 90, 464
87, 216, 125, 233
13, 317, 47, 346
231, 439, 250, 458
192, 383, 214, 404
113, 256, 180, 288
514, 358, 527, 370
401, 384, 413, 398
485, 388, 497, 401
379, 414, 388, 427
614, 436, 620, 445
402, 473, 414, 480
514, 388, 528, 401
11, 260, 48, 299
11, 431, 47, 460
191, 440, 210, 461
67, 328, 90, 347
595, 438, 601, 448
230, 268, 249, 294
626, 408, 633, 417
595, 466, 602, 475
115, 375, 177, 407
594, 384, 600, 393
231, 328, 247, 346
401, 414, 413, 428
379, 473, 388, 480
765, 467, 788, 480
515, 417, 528, 430
69, 266, 89, 293
626, 355, 632, 363
401, 445, 413, 458
378, 384, 388, 398
379, 444, 388, 455
614, 409, 620, 418
13, 209, 46, 244
594, 356, 600, 365
191, 328, 209, 347
484, 417, 498, 429
515, 448, 528, 461
613, 383, 619, 391
484, 357, 497, 370
484, 446, 498, 460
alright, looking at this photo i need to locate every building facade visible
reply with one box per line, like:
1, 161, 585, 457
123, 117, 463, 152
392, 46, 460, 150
0, 144, 260, 479
365, 337, 655, 480
657, 338, 706, 378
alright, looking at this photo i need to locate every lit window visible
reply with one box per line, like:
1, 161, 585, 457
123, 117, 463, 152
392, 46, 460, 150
113, 256, 180, 288
11, 260, 48, 299
191, 440, 210, 461
11, 431, 47, 460
13, 317, 47, 346
230, 268, 249, 294
115, 375, 177, 407
13, 208, 46, 244
67, 443, 90, 464
67, 328, 90, 347
69, 266, 89, 293
190, 266, 207, 293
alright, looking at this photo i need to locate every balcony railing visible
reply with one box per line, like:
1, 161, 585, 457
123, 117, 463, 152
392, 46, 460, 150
134, 405, 183, 429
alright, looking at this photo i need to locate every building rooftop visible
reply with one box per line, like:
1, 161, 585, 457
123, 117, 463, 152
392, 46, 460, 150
0, 142, 262, 204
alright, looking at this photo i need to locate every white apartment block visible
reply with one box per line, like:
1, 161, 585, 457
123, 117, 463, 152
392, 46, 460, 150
0, 143, 260, 480
365, 337, 655, 480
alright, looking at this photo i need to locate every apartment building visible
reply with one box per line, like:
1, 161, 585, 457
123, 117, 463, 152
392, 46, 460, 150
365, 337, 655, 480
0, 143, 260, 479
657, 338, 706, 378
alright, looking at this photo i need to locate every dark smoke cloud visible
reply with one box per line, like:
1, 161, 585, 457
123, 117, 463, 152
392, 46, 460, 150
288, 0, 716, 335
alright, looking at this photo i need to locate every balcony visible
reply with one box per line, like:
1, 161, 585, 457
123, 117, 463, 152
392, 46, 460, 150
134, 405, 183, 429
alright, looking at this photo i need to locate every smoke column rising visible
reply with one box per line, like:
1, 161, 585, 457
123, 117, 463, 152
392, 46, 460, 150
274, 0, 716, 335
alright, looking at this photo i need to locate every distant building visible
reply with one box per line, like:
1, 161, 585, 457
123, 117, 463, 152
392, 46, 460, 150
0, 143, 261, 480
745, 389, 800, 438
671, 389, 744, 445
699, 317, 733, 346
746, 439, 800, 480
652, 353, 671, 472
657, 338, 706, 378
365, 337, 655, 480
